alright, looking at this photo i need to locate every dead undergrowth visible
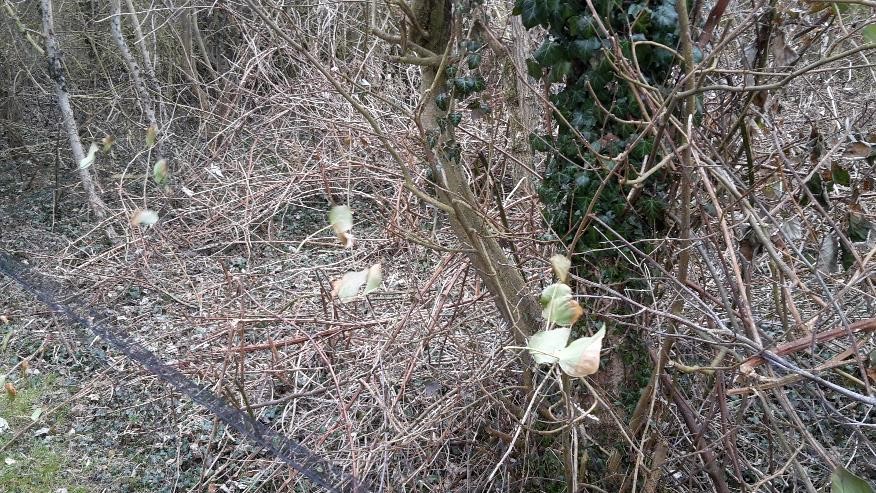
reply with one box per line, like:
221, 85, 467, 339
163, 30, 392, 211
1, 0, 876, 492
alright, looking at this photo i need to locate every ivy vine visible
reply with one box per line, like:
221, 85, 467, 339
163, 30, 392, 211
515, 0, 683, 283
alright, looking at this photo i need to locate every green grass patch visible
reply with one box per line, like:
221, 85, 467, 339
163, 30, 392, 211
0, 373, 86, 492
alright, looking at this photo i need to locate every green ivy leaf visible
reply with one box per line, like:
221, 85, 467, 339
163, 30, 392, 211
541, 0, 561, 19
549, 60, 572, 82
570, 38, 601, 58
526, 59, 544, 79
515, 0, 542, 29
653, 1, 679, 28
530, 133, 551, 152
435, 93, 450, 111
568, 15, 595, 37
448, 112, 462, 126
467, 53, 482, 69
533, 39, 565, 66
832, 162, 851, 187
571, 111, 596, 130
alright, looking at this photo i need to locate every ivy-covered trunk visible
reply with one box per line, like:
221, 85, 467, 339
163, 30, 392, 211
515, 0, 685, 488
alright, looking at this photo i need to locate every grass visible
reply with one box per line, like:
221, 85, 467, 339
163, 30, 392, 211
0, 372, 87, 493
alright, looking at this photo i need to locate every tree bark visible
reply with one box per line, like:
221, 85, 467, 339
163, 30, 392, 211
411, 0, 541, 343
508, 16, 537, 186
41, 0, 108, 219
109, 0, 159, 141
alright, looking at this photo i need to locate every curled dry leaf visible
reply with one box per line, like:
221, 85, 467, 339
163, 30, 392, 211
79, 142, 98, 170
527, 327, 571, 364
328, 205, 354, 248
845, 141, 873, 159
102, 134, 116, 153
364, 263, 382, 294
146, 123, 158, 148
332, 270, 368, 301
332, 263, 382, 302
550, 254, 571, 283
557, 324, 606, 377
4, 381, 16, 400
131, 208, 159, 226
539, 283, 583, 326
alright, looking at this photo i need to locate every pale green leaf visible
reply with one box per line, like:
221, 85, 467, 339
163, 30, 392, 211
831, 467, 875, 493
539, 283, 571, 308
102, 134, 116, 153
328, 205, 354, 248
332, 269, 368, 302
131, 208, 159, 226
527, 327, 571, 364
364, 263, 382, 294
153, 158, 169, 185
540, 283, 583, 326
79, 143, 98, 169
863, 24, 876, 44
557, 324, 605, 377
30, 407, 42, 422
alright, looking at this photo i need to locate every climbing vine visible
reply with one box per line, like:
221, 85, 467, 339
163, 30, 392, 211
515, 0, 684, 283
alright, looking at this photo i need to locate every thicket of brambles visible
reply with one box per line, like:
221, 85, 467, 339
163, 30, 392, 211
1, 0, 875, 491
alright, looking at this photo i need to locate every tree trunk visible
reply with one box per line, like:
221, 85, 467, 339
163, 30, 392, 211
507, 16, 537, 186
411, 0, 541, 343
41, 0, 108, 219
109, 0, 160, 148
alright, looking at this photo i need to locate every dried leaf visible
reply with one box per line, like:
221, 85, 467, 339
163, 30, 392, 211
527, 327, 571, 364
816, 235, 840, 274
845, 141, 873, 159
550, 254, 571, 283
102, 134, 116, 153
131, 208, 159, 226
79, 142, 98, 169
364, 263, 382, 294
777, 218, 803, 245
5, 381, 16, 400
146, 123, 158, 148
328, 205, 354, 248
331, 269, 369, 302
770, 30, 797, 67
557, 324, 606, 377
